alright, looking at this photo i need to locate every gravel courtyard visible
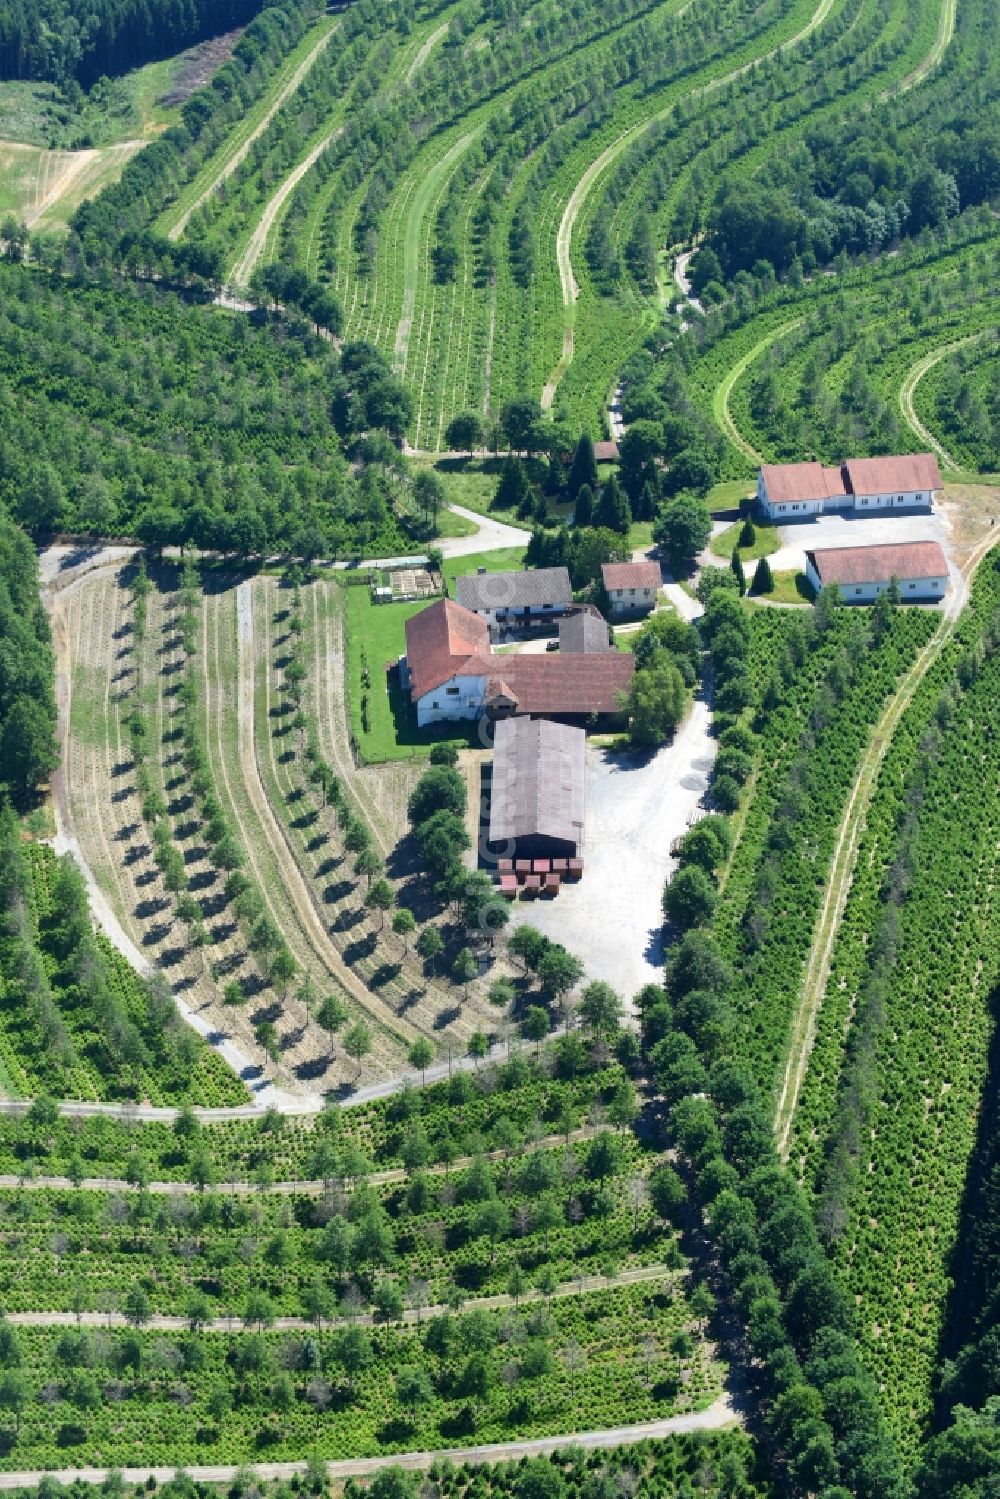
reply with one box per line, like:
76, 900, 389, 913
768, 505, 957, 578
506, 687, 716, 1005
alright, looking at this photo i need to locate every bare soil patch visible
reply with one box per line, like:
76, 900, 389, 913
159, 30, 246, 109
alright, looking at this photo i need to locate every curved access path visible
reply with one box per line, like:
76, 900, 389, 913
881, 0, 956, 99
543, 0, 838, 405
163, 17, 337, 241
898, 333, 986, 472
436, 503, 531, 557
232, 584, 421, 1051
0, 1399, 737, 1490
406, 19, 450, 82
774, 524, 1000, 1160
5, 1262, 680, 1335
0, 1126, 599, 1199
228, 124, 345, 286
393, 129, 482, 377
713, 318, 803, 465
43, 562, 292, 1112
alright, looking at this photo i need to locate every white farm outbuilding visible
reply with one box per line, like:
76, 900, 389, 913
758, 453, 941, 519
805, 540, 949, 602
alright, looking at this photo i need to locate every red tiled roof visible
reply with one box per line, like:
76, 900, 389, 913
404, 598, 489, 699
762, 452, 941, 505
406, 598, 634, 715
842, 452, 941, 497
760, 461, 832, 503
593, 441, 619, 462
821, 466, 848, 497
487, 652, 634, 716
806, 541, 948, 586
602, 560, 662, 592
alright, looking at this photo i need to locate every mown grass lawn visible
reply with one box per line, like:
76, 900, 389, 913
749, 570, 812, 606
708, 477, 756, 512
710, 517, 780, 562
344, 585, 475, 763
443, 547, 526, 591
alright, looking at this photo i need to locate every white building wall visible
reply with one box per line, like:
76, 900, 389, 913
608, 587, 656, 617
830, 574, 948, 603
850, 489, 932, 512
760, 491, 825, 520
415, 674, 487, 727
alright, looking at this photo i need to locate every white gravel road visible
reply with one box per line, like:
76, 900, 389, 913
0, 1400, 738, 1490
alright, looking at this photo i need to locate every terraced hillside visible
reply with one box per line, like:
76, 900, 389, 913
125, 0, 993, 455
0, 1059, 735, 1476
54, 562, 500, 1099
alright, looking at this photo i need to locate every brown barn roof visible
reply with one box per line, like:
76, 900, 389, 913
761, 452, 941, 505
602, 560, 662, 593
806, 541, 948, 586
456, 566, 572, 613
404, 598, 490, 698
405, 598, 633, 716
559, 609, 613, 653
593, 441, 619, 463
760, 461, 833, 503
486, 652, 634, 716
842, 453, 941, 496
489, 717, 585, 847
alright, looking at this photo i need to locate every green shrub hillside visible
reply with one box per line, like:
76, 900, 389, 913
0, 825, 246, 1105
0, 265, 422, 559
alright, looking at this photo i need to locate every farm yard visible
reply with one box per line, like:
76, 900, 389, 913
2, 0, 1000, 1487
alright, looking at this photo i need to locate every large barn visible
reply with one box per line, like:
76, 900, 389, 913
757, 453, 941, 519
805, 540, 949, 602
488, 716, 585, 861
400, 598, 633, 727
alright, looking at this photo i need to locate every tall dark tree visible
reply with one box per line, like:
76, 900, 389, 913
567, 433, 598, 502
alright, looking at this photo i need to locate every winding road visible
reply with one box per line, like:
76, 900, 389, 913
0, 1401, 738, 1491
165, 19, 337, 241
881, 0, 956, 99
713, 319, 803, 465
897, 334, 986, 472
774, 521, 1000, 1160
543, 0, 838, 405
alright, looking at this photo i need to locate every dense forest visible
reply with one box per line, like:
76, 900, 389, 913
0, 512, 57, 805
676, 0, 1000, 289
0, 0, 270, 87
0, 263, 420, 558
917, 981, 1000, 1492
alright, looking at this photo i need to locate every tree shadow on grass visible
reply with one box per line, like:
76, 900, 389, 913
323, 880, 353, 906
332, 907, 365, 933
295, 1054, 330, 1082
344, 932, 378, 966
369, 961, 401, 989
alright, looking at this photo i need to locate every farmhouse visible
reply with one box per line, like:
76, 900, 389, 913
456, 565, 573, 633
805, 540, 949, 602
757, 452, 941, 519
488, 716, 585, 861
401, 597, 633, 727
601, 560, 662, 618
